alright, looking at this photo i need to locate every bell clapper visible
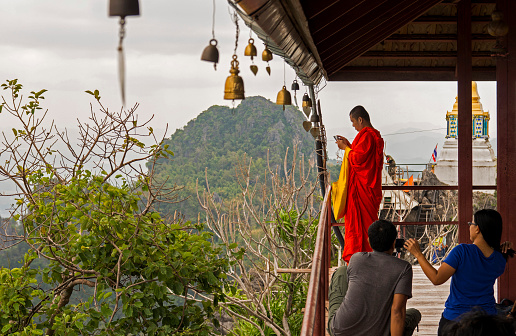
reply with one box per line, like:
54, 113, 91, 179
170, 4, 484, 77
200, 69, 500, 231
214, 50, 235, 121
109, 0, 140, 106
118, 17, 126, 106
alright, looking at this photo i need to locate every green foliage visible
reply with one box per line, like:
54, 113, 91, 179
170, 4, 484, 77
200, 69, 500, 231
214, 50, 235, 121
0, 81, 231, 335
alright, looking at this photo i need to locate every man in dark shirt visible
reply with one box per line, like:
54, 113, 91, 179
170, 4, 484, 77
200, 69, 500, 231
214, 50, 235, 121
385, 154, 396, 180
328, 220, 421, 336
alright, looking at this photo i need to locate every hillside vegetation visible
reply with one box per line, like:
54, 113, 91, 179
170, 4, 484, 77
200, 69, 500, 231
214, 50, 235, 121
153, 96, 318, 221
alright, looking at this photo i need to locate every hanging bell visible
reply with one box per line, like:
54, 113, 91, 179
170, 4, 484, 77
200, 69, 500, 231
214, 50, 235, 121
244, 38, 257, 60
109, 0, 140, 17
291, 80, 300, 91
310, 113, 320, 123
276, 86, 292, 110
262, 47, 273, 62
224, 55, 245, 100
302, 93, 312, 108
488, 11, 509, 37
201, 39, 219, 70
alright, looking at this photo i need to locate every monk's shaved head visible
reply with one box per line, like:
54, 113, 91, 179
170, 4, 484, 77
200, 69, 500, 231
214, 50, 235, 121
349, 105, 371, 123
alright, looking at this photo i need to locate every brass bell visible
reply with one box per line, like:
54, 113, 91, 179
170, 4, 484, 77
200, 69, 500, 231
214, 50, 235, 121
244, 38, 257, 60
302, 93, 312, 108
201, 39, 219, 70
310, 114, 320, 123
262, 47, 273, 62
224, 55, 245, 100
109, 0, 140, 17
488, 11, 509, 37
291, 80, 300, 91
276, 86, 292, 109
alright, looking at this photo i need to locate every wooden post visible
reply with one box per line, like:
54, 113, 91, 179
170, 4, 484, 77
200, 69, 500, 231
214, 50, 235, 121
496, 0, 516, 300
457, 0, 473, 244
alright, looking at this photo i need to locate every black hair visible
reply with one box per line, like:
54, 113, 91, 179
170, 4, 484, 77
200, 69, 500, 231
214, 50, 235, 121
349, 105, 371, 123
367, 220, 396, 252
443, 309, 514, 336
474, 209, 514, 259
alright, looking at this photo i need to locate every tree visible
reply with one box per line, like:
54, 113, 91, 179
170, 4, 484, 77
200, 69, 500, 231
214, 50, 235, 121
0, 80, 229, 335
197, 148, 319, 336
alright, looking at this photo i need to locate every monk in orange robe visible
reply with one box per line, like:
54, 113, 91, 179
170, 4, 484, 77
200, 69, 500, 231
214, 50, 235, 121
336, 106, 384, 262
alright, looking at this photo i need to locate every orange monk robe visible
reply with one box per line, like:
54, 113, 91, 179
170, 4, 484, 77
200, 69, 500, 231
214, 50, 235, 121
342, 127, 384, 262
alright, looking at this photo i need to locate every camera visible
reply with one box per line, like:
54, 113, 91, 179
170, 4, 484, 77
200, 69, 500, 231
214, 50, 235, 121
395, 238, 405, 250
333, 135, 340, 141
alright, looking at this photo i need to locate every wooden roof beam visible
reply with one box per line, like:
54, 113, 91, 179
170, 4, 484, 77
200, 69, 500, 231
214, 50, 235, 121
329, 66, 495, 81
309, 0, 389, 41
385, 34, 494, 42
413, 15, 490, 23
360, 51, 492, 58
322, 0, 444, 75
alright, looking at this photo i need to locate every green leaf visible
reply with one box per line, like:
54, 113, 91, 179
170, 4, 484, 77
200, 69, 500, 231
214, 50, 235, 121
75, 320, 84, 330
101, 303, 111, 317
1, 324, 12, 333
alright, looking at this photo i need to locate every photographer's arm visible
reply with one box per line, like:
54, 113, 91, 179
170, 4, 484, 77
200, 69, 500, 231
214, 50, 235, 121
390, 294, 407, 336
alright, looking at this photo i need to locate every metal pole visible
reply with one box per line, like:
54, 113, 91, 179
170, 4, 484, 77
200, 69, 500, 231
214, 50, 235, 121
308, 85, 345, 249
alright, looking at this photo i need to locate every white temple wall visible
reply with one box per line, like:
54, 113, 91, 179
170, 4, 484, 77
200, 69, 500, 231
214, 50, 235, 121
434, 138, 496, 191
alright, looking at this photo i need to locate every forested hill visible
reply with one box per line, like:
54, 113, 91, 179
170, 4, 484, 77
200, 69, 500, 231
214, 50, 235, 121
153, 96, 317, 221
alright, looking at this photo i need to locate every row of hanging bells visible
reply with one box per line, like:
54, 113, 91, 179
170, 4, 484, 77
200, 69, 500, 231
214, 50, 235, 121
244, 38, 273, 76
201, 38, 272, 76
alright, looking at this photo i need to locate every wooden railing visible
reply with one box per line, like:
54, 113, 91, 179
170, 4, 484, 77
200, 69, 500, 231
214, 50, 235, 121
299, 185, 332, 336
299, 184, 497, 336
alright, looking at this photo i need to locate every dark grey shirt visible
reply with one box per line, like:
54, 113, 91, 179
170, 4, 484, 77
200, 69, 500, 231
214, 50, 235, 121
331, 251, 413, 336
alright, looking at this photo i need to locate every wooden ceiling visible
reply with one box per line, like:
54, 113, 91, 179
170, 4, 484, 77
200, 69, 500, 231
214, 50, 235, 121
235, 0, 498, 83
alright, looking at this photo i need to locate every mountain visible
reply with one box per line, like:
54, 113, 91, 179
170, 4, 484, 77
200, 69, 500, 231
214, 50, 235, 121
153, 96, 317, 220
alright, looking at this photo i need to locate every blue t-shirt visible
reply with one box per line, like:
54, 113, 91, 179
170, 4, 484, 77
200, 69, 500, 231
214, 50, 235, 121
442, 244, 506, 320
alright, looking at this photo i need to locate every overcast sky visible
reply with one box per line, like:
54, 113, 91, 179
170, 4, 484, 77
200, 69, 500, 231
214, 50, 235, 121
0, 0, 497, 156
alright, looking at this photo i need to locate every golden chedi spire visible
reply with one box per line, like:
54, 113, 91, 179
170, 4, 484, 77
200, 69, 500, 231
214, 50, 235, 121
445, 81, 489, 139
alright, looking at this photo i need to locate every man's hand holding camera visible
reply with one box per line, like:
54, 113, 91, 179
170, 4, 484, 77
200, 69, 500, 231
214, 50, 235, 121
335, 135, 351, 150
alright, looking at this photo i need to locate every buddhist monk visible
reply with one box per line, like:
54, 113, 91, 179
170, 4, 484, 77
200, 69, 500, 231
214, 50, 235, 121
336, 105, 384, 262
